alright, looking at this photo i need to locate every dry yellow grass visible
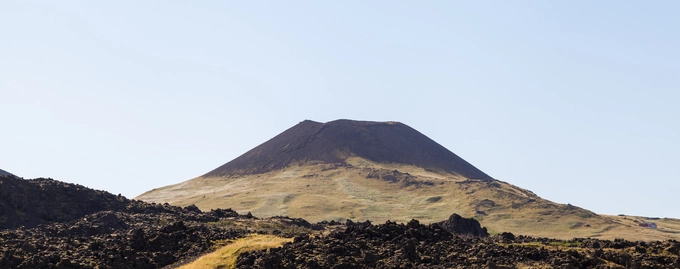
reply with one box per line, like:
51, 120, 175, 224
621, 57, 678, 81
137, 158, 680, 241
178, 234, 292, 269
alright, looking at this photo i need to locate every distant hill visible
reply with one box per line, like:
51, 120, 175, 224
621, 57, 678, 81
138, 119, 680, 241
203, 120, 491, 180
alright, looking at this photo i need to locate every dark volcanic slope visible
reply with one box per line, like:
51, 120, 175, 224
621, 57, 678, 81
0, 174, 130, 230
0, 169, 11, 176
204, 119, 491, 180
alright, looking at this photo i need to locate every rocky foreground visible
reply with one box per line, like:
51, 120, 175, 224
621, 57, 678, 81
0, 172, 256, 268
2, 174, 680, 268
236, 220, 680, 269
0, 200, 248, 268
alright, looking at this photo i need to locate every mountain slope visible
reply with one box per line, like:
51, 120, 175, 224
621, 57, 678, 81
137, 119, 680, 241
0, 174, 130, 230
204, 120, 491, 180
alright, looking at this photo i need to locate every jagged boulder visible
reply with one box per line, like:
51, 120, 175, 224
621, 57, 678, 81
437, 213, 489, 237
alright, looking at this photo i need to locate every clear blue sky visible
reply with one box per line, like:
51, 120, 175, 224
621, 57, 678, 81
1, 1, 678, 218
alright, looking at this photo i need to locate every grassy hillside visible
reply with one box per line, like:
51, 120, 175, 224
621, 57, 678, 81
138, 158, 680, 241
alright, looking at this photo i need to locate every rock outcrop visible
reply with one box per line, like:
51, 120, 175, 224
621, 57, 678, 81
437, 213, 489, 237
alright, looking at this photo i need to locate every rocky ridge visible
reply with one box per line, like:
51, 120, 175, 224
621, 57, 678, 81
0, 174, 130, 230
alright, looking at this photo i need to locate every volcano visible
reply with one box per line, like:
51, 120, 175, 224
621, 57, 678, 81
204, 119, 491, 180
137, 119, 680, 241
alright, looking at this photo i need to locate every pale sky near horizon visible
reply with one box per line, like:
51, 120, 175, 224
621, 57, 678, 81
1, 1, 678, 219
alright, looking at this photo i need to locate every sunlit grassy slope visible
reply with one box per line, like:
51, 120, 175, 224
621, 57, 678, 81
138, 157, 680, 241
178, 234, 292, 269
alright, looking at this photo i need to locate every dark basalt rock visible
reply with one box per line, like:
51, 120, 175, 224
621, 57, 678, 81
235, 220, 680, 269
437, 213, 489, 237
0, 174, 131, 230
0, 201, 247, 269
0, 175, 259, 268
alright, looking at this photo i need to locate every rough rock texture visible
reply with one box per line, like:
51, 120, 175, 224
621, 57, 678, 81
0, 174, 131, 230
236, 220, 680, 269
0, 200, 246, 269
0, 169, 11, 176
437, 213, 488, 237
0, 175, 254, 268
203, 119, 492, 180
